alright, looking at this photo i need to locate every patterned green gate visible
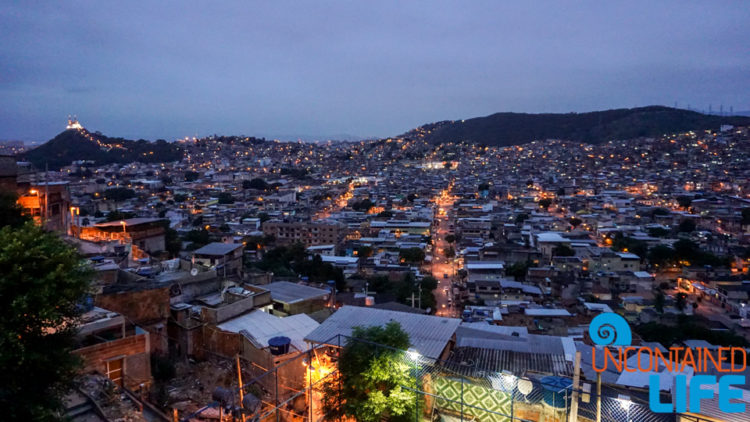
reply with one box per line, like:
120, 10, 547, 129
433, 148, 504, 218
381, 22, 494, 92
432, 376, 512, 422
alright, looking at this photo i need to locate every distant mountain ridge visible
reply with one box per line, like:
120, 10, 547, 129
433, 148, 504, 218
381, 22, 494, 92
21, 127, 183, 170
402, 106, 750, 146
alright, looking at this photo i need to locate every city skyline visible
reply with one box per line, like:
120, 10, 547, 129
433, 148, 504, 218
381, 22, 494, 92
1, 1, 749, 141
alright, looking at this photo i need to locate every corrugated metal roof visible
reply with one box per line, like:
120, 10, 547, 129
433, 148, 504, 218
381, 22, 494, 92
446, 347, 573, 377
217, 310, 319, 352
262, 281, 330, 304
465, 262, 505, 270
524, 308, 572, 317
193, 242, 244, 256
456, 329, 568, 356
304, 305, 460, 359
95, 217, 164, 227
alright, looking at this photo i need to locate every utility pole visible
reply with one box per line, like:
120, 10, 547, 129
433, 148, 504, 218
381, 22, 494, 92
236, 354, 245, 422
596, 372, 602, 422
44, 162, 49, 227
569, 351, 581, 422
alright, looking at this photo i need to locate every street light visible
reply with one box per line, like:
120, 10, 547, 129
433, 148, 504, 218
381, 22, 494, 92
406, 348, 420, 421
406, 348, 420, 361
618, 394, 632, 422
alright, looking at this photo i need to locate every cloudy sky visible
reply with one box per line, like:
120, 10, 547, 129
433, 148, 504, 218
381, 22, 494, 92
1, 1, 749, 141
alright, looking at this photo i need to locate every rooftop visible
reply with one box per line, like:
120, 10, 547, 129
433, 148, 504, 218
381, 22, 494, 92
217, 310, 319, 352
305, 305, 461, 359
262, 281, 330, 304
95, 217, 164, 227
193, 242, 244, 256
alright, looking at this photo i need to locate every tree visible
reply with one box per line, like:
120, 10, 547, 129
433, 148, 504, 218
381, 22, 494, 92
356, 246, 373, 260
506, 261, 530, 281
161, 221, 181, 257
611, 235, 648, 260
243, 178, 268, 190
399, 247, 425, 264
322, 322, 415, 422
0, 192, 30, 229
444, 234, 456, 244
515, 213, 529, 225
217, 192, 234, 204
173, 193, 188, 203
648, 227, 670, 238
743, 208, 750, 225
183, 229, 210, 247
444, 246, 455, 259
648, 245, 676, 266
105, 210, 136, 222
678, 219, 696, 233
0, 222, 92, 420
569, 217, 583, 229
552, 244, 575, 257
103, 187, 136, 202
184, 171, 200, 181
676, 196, 693, 210
655, 290, 665, 314
351, 199, 375, 212
675, 292, 688, 312
538, 198, 552, 210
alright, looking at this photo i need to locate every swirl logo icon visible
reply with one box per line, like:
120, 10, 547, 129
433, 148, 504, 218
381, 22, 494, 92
589, 312, 631, 346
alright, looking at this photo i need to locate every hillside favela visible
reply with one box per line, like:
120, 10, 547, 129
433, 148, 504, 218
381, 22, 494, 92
2, 3, 750, 422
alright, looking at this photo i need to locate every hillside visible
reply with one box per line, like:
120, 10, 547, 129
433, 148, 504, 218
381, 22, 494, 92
402, 106, 750, 146
22, 127, 183, 170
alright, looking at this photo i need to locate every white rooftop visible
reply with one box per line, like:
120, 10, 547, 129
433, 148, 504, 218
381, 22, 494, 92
536, 232, 569, 243
524, 308, 572, 317
465, 262, 505, 270
218, 310, 319, 352
304, 305, 460, 359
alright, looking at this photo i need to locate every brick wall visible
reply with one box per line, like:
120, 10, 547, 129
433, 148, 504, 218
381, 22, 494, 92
96, 287, 170, 323
74, 333, 151, 388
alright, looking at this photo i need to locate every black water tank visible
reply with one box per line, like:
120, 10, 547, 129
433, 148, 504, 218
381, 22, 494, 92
268, 336, 291, 355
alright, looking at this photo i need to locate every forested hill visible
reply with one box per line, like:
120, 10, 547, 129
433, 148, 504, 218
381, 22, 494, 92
402, 106, 750, 146
22, 128, 183, 170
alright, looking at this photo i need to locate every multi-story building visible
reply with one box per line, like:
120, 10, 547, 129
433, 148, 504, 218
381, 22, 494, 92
263, 220, 345, 246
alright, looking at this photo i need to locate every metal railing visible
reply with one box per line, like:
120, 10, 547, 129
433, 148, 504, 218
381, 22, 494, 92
180, 335, 683, 422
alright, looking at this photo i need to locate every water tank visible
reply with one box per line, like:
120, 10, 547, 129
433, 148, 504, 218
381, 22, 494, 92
540, 376, 573, 409
268, 336, 291, 355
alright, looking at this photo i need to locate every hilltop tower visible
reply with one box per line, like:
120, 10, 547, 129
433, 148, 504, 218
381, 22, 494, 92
66, 115, 83, 130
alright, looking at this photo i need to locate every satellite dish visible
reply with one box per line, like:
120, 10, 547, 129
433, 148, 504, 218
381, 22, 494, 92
518, 379, 533, 395
190, 268, 199, 276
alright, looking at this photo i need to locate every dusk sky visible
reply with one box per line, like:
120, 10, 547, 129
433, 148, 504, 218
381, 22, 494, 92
2, 1, 749, 141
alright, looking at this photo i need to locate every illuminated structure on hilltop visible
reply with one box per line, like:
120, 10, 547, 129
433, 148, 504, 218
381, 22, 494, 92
66, 116, 83, 130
